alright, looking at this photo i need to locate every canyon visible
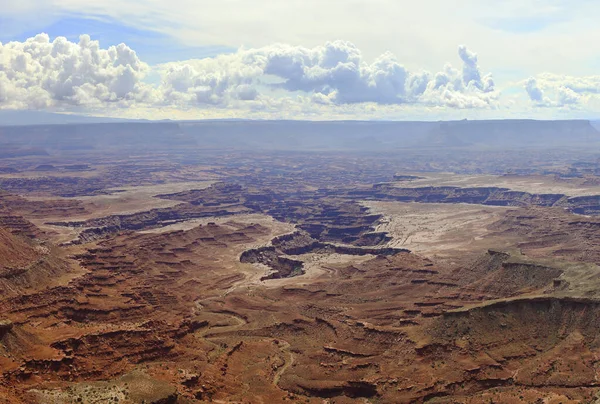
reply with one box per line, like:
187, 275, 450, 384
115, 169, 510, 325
1, 120, 600, 403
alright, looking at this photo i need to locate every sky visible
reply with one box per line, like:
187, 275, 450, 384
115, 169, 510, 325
1, 0, 600, 121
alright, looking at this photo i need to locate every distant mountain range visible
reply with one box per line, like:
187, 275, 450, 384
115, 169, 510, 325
1, 110, 599, 155
0, 110, 248, 126
0, 110, 136, 126
0, 118, 598, 155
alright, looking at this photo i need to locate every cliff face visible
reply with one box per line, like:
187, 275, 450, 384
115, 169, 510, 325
0, 227, 72, 297
352, 184, 600, 215
0, 227, 39, 269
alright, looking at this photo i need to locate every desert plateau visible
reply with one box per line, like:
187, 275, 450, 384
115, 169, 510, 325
0, 120, 600, 403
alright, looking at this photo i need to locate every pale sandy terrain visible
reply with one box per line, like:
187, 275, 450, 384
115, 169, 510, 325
393, 173, 600, 197
363, 201, 514, 257
27, 181, 215, 221
25, 182, 214, 244
365, 200, 600, 299
26, 181, 214, 237
31, 224, 83, 245
139, 213, 295, 242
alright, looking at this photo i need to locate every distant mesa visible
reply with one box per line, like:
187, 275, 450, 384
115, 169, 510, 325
0, 119, 598, 154
393, 175, 424, 181
34, 164, 56, 171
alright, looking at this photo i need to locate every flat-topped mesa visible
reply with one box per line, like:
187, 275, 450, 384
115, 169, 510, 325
355, 184, 600, 215
48, 205, 247, 244
393, 175, 424, 181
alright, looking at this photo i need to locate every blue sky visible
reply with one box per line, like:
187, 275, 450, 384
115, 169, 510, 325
1, 0, 599, 120
0, 16, 235, 65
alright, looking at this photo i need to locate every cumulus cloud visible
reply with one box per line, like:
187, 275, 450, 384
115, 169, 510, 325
557, 86, 580, 106
157, 41, 498, 109
525, 77, 544, 102
523, 77, 555, 107
416, 60, 497, 109
538, 73, 600, 95
524, 73, 600, 107
1, 34, 498, 112
458, 45, 495, 92
251, 42, 497, 107
250, 42, 410, 104
0, 33, 156, 109
157, 53, 263, 106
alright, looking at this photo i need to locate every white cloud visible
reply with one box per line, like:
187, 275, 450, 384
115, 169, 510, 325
156, 41, 498, 109
525, 77, 544, 102
524, 73, 600, 108
0, 33, 157, 109
457, 45, 494, 92
0, 34, 498, 112
157, 54, 262, 106
2, 32, 600, 119
557, 86, 580, 106
524, 77, 555, 107
538, 73, 600, 95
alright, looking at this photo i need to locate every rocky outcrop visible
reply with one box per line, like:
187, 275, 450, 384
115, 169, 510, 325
0, 319, 13, 337
241, 231, 409, 280
51, 205, 248, 244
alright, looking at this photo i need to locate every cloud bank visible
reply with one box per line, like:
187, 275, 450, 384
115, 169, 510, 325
3, 33, 600, 119
1, 34, 501, 114
159, 41, 498, 109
